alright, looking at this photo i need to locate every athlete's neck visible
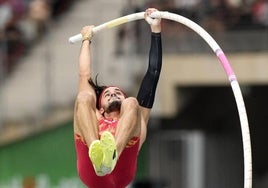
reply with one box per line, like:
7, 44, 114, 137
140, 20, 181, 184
103, 111, 120, 120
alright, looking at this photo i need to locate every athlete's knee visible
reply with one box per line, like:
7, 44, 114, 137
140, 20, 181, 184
122, 97, 139, 111
76, 91, 96, 107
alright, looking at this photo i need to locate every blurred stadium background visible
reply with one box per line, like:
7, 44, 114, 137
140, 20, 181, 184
0, 0, 267, 187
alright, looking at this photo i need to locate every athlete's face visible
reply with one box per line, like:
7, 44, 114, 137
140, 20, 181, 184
99, 87, 126, 114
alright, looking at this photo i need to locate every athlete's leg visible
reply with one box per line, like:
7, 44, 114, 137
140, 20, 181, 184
74, 91, 99, 146
98, 97, 140, 176
112, 138, 140, 187
115, 97, 141, 156
74, 91, 105, 175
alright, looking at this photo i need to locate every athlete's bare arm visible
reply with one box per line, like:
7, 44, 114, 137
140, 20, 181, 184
74, 26, 99, 146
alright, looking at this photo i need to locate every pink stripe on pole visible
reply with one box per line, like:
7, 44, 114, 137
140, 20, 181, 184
216, 49, 236, 81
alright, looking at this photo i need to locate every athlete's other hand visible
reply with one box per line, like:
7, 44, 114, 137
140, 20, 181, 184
145, 8, 161, 33
81, 25, 94, 42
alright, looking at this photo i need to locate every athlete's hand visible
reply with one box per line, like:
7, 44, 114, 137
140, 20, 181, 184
144, 8, 161, 33
81, 25, 94, 42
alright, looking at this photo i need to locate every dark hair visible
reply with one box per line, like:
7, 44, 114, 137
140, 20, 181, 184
88, 75, 106, 109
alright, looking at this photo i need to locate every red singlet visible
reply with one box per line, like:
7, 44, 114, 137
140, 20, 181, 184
75, 118, 140, 188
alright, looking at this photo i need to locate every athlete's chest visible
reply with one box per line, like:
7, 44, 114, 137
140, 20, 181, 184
98, 118, 118, 136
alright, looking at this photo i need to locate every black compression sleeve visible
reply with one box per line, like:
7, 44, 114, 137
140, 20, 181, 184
137, 32, 162, 108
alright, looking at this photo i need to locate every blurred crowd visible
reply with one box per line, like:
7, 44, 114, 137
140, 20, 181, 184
116, 0, 267, 55
1, 0, 267, 75
144, 0, 268, 33
0, 0, 75, 75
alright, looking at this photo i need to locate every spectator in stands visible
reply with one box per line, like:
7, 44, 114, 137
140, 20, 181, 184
0, 0, 26, 73
251, 0, 268, 27
28, 0, 51, 37
0, 1, 12, 30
